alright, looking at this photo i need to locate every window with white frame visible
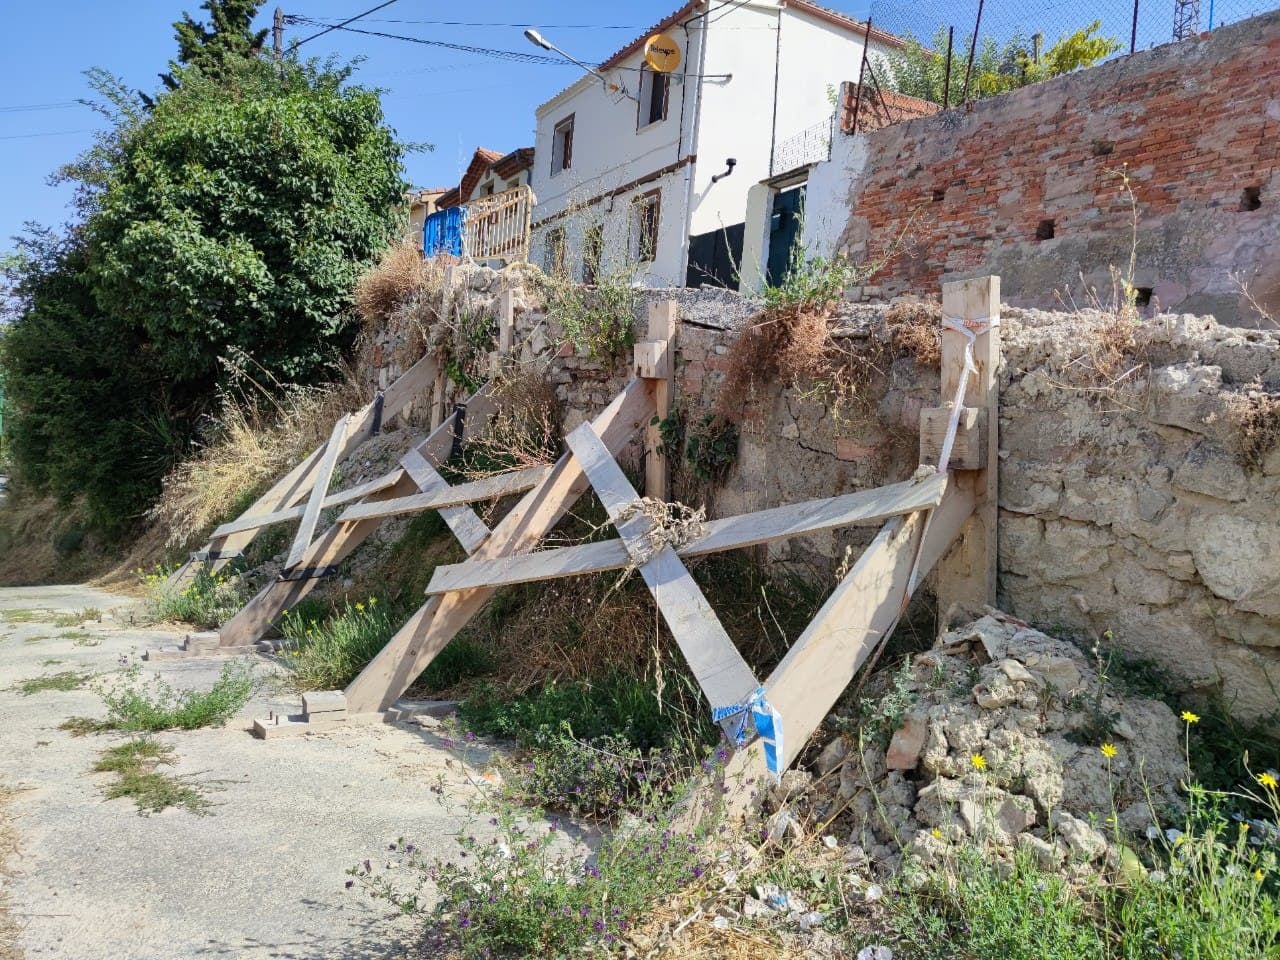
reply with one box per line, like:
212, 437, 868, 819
545, 227, 567, 275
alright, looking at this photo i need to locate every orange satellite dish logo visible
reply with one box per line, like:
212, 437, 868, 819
644, 33, 681, 73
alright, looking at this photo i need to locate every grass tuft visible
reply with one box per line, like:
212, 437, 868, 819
17, 671, 92, 696
141, 566, 247, 629
64, 661, 255, 734
92, 739, 212, 816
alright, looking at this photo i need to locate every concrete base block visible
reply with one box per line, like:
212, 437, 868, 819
383, 699, 459, 723
143, 640, 260, 662
185, 631, 221, 653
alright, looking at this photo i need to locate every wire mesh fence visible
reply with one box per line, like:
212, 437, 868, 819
846, 0, 1279, 126
770, 115, 836, 177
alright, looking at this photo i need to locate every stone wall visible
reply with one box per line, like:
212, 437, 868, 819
806, 11, 1280, 326
369, 268, 1280, 725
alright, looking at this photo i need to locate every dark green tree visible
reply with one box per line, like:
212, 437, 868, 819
170, 0, 269, 84
2, 56, 408, 535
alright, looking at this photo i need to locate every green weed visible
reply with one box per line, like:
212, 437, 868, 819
280, 597, 396, 692
17, 671, 92, 696
64, 661, 255, 734
92, 738, 212, 815
140, 566, 247, 629
350, 782, 723, 959
51, 607, 99, 628
0, 609, 48, 624
539, 267, 638, 359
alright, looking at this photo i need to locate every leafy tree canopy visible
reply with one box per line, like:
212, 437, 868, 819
887, 21, 1121, 107
2, 47, 409, 536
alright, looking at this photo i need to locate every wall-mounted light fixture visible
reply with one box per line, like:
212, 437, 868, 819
710, 157, 737, 183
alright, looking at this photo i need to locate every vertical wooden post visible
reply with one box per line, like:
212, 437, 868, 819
933, 275, 1000, 627
639, 300, 678, 501
489, 287, 516, 378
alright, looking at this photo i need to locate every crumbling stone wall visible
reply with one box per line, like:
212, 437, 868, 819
364, 268, 1280, 725
813, 11, 1280, 326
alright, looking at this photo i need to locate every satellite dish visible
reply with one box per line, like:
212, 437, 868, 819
644, 33, 682, 73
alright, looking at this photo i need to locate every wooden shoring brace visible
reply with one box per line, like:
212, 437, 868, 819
167, 353, 440, 590
488, 288, 516, 379
636, 300, 677, 501
206, 386, 500, 653
338, 376, 658, 716
922, 275, 1001, 628
284, 414, 350, 570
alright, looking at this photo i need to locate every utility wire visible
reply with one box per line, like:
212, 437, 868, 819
286, 17, 572, 64
0, 101, 81, 113
288, 0, 402, 51
296, 17, 645, 30
0, 129, 89, 140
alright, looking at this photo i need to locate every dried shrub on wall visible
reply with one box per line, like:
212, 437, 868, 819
353, 242, 429, 333
458, 367, 562, 479
884, 296, 942, 369
1226, 387, 1280, 471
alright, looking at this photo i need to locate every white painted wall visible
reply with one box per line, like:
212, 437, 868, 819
803, 130, 870, 260
469, 167, 530, 202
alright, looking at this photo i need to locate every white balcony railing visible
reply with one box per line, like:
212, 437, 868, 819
462, 184, 536, 264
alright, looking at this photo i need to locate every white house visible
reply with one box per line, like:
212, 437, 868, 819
527, 0, 904, 289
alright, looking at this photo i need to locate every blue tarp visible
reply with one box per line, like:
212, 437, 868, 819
423, 206, 465, 258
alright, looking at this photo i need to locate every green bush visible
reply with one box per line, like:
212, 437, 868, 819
65, 661, 255, 734
350, 787, 721, 959
281, 597, 396, 692
142, 566, 247, 629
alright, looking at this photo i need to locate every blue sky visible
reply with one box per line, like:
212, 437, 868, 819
0, 1, 865, 248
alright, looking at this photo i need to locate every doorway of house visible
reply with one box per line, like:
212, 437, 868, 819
766, 183, 806, 287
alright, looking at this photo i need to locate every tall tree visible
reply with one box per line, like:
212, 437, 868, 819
166, 0, 268, 88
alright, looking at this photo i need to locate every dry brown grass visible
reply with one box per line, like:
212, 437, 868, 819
1226, 386, 1280, 471
0, 487, 119, 587
459, 367, 562, 480
716, 306, 834, 424
146, 364, 367, 552
884, 296, 942, 369
353, 242, 430, 333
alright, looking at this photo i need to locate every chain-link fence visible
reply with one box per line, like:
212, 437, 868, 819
842, 0, 1278, 128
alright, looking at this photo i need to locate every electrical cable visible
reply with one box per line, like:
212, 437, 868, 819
0, 129, 89, 140
288, 0, 402, 51
0, 101, 81, 114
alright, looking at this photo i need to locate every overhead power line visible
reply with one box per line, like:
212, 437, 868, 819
0, 129, 89, 140
295, 17, 645, 30
285, 17, 572, 64
288, 0, 402, 51
0, 101, 81, 114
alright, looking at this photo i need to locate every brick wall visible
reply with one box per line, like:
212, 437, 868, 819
831, 11, 1280, 326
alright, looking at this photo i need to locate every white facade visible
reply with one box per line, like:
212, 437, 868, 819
527, 0, 900, 289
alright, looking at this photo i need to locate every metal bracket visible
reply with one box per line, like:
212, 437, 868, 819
449, 402, 467, 461
190, 549, 244, 562
370, 390, 385, 437
276, 564, 341, 583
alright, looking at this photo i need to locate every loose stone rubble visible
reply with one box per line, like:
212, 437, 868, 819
772, 611, 1188, 879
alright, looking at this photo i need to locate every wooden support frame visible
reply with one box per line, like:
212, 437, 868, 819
641, 300, 678, 501
167, 353, 440, 590
251, 282, 1002, 789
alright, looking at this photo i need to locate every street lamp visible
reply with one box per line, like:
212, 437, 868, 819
524, 28, 634, 100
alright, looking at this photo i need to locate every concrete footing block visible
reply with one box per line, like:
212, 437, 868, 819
301, 690, 348, 720
383, 699, 459, 723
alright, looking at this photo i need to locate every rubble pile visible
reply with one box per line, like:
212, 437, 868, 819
777, 612, 1188, 878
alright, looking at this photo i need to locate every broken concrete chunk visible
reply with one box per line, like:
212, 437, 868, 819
885, 713, 928, 771
1050, 811, 1108, 862
997, 658, 1036, 684
1025, 655, 1082, 693
815, 736, 847, 775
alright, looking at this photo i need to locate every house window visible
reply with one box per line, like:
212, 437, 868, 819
551, 115, 574, 175
632, 191, 660, 263
582, 223, 604, 285
545, 227, 567, 275
637, 66, 669, 128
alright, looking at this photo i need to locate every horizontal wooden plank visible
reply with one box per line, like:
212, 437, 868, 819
211, 471, 405, 538
425, 472, 948, 596
401, 448, 489, 555
336, 465, 552, 524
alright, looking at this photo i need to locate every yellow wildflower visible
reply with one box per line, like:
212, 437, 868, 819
355, 602, 365, 613
1258, 772, 1278, 790
931, 828, 943, 839
1180, 711, 1200, 724
1101, 743, 1117, 758
970, 753, 987, 771
369, 597, 378, 606
1256, 870, 1266, 882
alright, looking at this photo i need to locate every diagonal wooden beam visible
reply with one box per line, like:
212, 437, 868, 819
424, 472, 949, 596
337, 465, 552, 525
400, 448, 489, 554
341, 378, 657, 714
168, 353, 440, 588
214, 387, 497, 648
285, 415, 350, 569
762, 484, 976, 769
563, 424, 759, 714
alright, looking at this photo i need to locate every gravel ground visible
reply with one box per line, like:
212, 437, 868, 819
0, 584, 494, 960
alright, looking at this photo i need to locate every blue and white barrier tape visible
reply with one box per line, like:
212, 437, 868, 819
712, 687, 785, 779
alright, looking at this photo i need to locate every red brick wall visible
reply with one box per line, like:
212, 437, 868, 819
836, 12, 1280, 324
